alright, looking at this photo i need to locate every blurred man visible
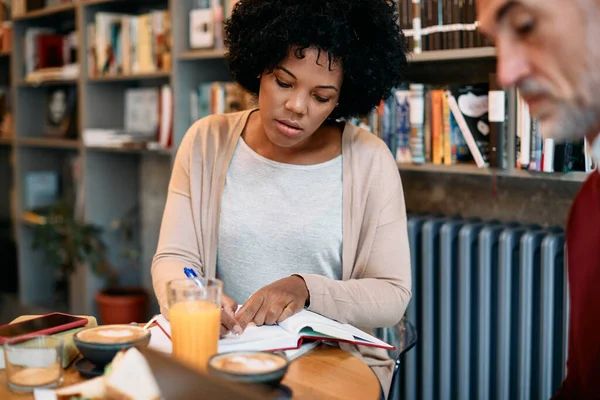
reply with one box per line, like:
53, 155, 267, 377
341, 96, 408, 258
476, 0, 600, 398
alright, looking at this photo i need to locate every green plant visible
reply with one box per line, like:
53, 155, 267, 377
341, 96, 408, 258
31, 201, 119, 288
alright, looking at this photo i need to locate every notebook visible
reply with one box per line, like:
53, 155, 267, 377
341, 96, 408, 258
149, 309, 394, 354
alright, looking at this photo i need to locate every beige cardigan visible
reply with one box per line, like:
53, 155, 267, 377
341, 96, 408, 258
151, 109, 412, 398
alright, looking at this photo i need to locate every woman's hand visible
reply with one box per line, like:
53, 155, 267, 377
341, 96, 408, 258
235, 275, 309, 329
220, 293, 243, 337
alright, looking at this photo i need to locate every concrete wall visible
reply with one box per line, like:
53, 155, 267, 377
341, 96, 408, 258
400, 171, 583, 228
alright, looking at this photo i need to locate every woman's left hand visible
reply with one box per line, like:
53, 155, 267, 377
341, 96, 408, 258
235, 275, 309, 329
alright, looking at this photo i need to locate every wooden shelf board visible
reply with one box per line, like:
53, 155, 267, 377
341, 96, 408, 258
409, 47, 496, 63
12, 2, 76, 21
398, 162, 589, 182
17, 78, 79, 87
17, 137, 80, 149
506, 168, 589, 183
178, 49, 226, 61
0, 137, 13, 145
88, 71, 171, 82
80, 0, 115, 5
0, 51, 11, 57
85, 145, 172, 156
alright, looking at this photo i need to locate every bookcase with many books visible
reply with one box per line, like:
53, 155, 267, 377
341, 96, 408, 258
2, 0, 588, 318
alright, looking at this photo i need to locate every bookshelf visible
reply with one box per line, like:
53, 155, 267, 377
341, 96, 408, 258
12, 2, 76, 22
409, 47, 496, 63
5, 0, 586, 320
178, 49, 226, 61
397, 162, 589, 183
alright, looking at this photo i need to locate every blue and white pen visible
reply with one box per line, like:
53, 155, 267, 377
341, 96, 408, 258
183, 267, 205, 287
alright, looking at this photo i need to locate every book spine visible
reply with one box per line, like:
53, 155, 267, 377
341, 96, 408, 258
445, 90, 487, 167
412, 0, 422, 53
431, 90, 444, 164
409, 84, 426, 164
488, 74, 505, 169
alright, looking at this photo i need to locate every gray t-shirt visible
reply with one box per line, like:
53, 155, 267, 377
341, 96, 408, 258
216, 137, 343, 305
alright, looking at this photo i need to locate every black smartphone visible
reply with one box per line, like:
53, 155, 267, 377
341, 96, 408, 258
0, 312, 88, 344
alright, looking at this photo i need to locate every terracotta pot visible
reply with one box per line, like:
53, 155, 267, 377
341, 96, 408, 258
95, 287, 148, 325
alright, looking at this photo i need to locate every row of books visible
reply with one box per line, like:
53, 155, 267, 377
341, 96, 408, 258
350, 81, 496, 168
356, 79, 593, 174
398, 0, 490, 53
189, 0, 239, 50
515, 95, 592, 173
190, 82, 255, 125
83, 85, 172, 149
23, 27, 78, 80
87, 10, 171, 77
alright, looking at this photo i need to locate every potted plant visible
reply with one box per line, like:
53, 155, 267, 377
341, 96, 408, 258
31, 201, 148, 325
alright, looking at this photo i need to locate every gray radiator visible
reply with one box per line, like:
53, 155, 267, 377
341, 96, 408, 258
399, 214, 568, 400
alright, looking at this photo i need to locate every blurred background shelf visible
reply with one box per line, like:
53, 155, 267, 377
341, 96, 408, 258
398, 162, 589, 183
88, 71, 171, 83
84, 145, 173, 156
12, 2, 76, 21
178, 49, 226, 61
17, 137, 80, 149
409, 47, 496, 63
16, 78, 78, 87
1, 0, 588, 328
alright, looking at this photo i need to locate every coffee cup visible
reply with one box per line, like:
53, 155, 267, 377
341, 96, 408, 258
73, 325, 151, 367
207, 351, 289, 388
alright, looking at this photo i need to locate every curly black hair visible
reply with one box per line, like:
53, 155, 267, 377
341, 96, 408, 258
224, 0, 408, 119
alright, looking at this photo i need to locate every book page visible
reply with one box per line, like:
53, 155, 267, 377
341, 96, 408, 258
218, 323, 298, 353
219, 323, 289, 347
278, 310, 394, 349
278, 310, 355, 342
338, 323, 394, 348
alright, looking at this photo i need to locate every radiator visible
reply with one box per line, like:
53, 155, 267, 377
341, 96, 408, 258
398, 214, 569, 400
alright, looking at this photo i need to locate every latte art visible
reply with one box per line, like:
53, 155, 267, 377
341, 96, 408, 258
76, 325, 148, 344
210, 352, 286, 374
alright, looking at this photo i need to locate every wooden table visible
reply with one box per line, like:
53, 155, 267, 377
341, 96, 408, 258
0, 344, 380, 400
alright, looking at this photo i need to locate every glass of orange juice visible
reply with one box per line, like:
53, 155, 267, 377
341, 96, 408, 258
166, 277, 222, 373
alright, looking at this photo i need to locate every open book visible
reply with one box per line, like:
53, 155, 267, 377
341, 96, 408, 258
150, 309, 394, 354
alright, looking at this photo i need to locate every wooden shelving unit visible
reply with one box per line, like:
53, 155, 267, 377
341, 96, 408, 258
87, 71, 171, 82
178, 49, 226, 61
16, 78, 79, 87
398, 162, 589, 183
3, 0, 585, 321
17, 137, 80, 149
85, 145, 173, 156
12, 2, 76, 21
409, 47, 496, 63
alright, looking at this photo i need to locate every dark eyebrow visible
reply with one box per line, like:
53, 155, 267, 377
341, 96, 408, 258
496, 0, 519, 22
276, 66, 339, 92
277, 67, 297, 80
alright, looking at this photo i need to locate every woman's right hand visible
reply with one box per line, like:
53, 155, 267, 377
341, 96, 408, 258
220, 293, 243, 337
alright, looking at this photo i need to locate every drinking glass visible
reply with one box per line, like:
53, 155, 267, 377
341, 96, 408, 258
3, 335, 63, 392
167, 277, 222, 373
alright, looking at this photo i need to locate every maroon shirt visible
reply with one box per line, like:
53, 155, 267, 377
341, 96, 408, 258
554, 170, 600, 399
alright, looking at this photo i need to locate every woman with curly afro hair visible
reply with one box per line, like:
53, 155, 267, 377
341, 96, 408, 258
152, 1, 412, 397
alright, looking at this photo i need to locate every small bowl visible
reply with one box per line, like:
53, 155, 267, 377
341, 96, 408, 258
208, 351, 289, 388
73, 324, 151, 367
